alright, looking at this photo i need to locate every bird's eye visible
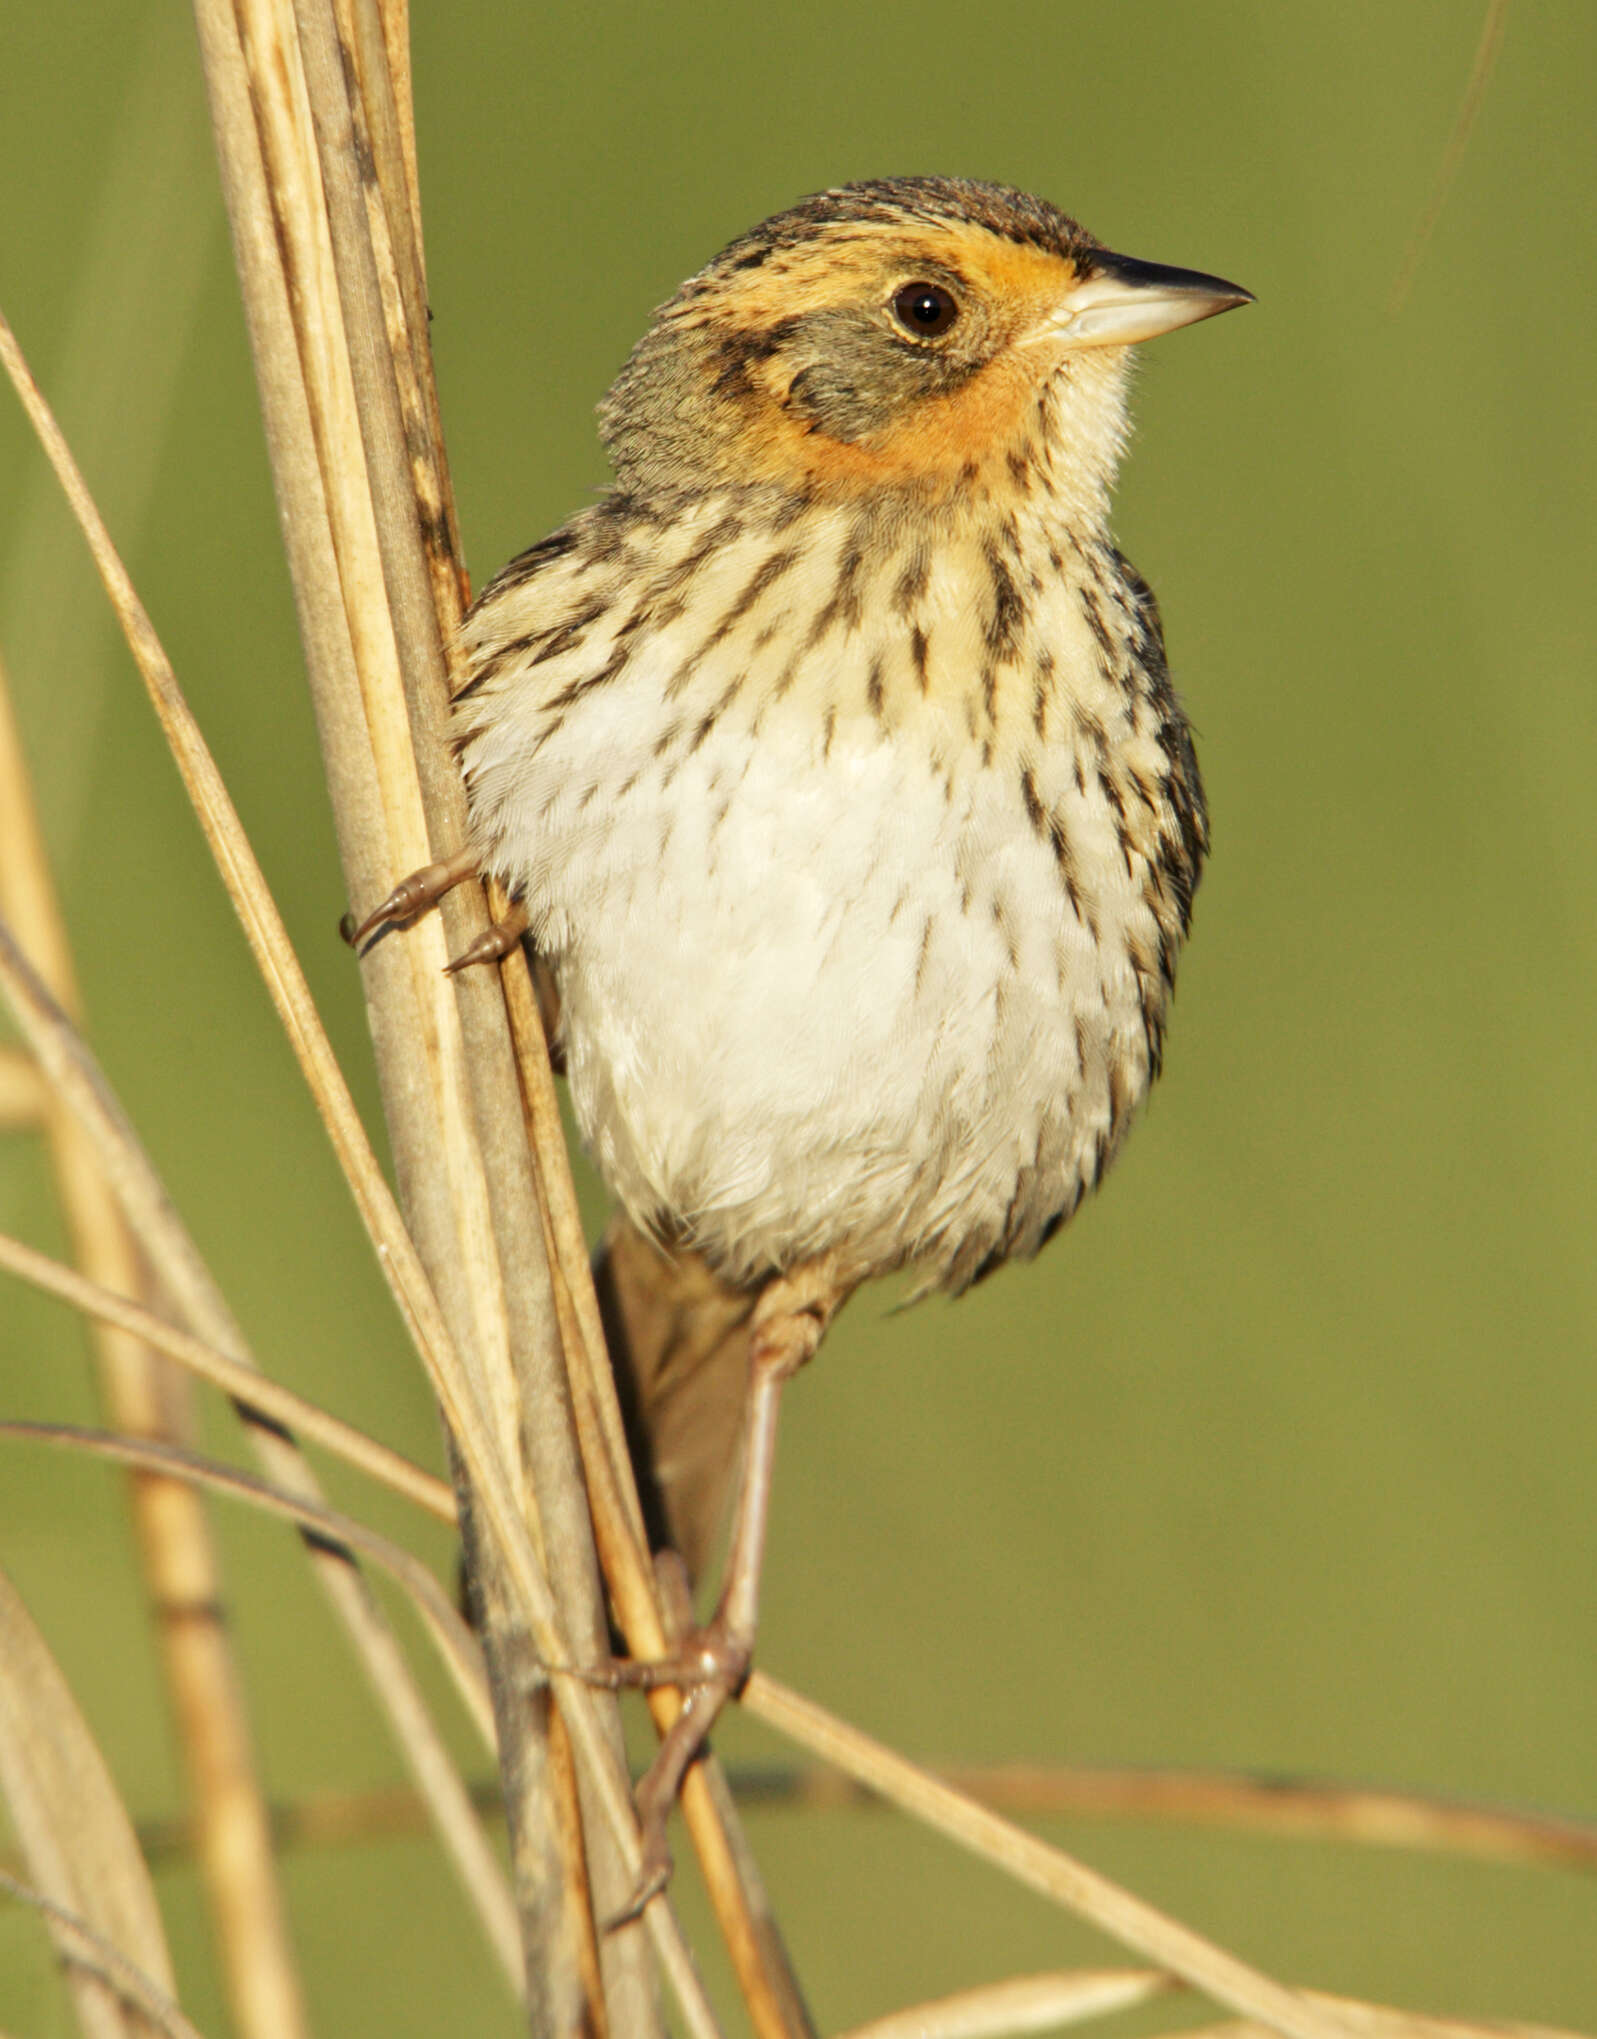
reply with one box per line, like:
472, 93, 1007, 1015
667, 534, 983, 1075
891, 281, 960, 338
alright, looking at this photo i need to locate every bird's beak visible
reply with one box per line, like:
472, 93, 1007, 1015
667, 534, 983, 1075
1038, 250, 1254, 352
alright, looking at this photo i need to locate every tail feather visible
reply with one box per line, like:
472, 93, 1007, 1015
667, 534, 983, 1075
592, 1213, 756, 1586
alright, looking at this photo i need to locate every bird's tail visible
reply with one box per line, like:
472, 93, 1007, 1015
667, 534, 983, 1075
592, 1212, 756, 1587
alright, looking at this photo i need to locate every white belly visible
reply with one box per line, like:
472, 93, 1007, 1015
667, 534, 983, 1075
534, 702, 1155, 1290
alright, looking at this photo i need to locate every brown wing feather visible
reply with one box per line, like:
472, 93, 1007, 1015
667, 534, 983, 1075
593, 1213, 756, 1586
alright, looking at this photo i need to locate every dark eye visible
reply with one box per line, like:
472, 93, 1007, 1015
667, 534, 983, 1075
891, 281, 960, 337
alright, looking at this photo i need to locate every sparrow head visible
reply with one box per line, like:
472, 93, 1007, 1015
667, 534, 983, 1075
599, 177, 1250, 513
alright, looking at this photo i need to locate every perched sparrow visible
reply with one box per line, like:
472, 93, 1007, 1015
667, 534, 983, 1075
362, 177, 1248, 1899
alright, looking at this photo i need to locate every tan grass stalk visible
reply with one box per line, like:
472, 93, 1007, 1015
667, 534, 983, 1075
192, 0, 641, 2019
0, 644, 309, 2039
0, 1568, 178, 2039
0, 1423, 491, 1739
1195, 1997, 1591, 2039
0, 1046, 45, 1127
92, 1761, 1597, 1888
319, 23, 804, 2018
0, 839, 717, 2026
844, 1980, 1594, 2039
0, 1873, 208, 2039
0, 889, 524, 1998
726, 1760, 1597, 1876
0, 1230, 455, 1524
919, 1765, 1597, 1875
838, 1969, 1172, 2039
745, 1674, 1359, 2039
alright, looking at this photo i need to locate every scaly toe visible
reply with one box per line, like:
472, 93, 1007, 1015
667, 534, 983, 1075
604, 1619, 751, 1696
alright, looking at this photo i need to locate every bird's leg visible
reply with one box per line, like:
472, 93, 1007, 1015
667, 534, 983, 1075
341, 846, 479, 948
610, 1256, 848, 1922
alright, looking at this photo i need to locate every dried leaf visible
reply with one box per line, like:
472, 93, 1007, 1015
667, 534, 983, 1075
0, 1564, 175, 2038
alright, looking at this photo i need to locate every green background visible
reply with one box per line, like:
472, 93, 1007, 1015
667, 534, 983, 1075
2, 1, 1593, 2031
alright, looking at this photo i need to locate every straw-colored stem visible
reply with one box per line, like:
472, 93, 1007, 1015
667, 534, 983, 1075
1389, 0, 1511, 312
0, 1046, 45, 1127
1191, 1995, 1591, 2039
868, 1762, 1597, 1875
0, 647, 307, 2039
0, 1421, 491, 1738
720, 1757, 1597, 1876
837, 1968, 1171, 2039
93, 1761, 1597, 1887
0, 885, 522, 1995
195, 0, 649, 2016
341, 0, 811, 2004
0, 1873, 210, 2039
0, 1229, 455, 1525
745, 1674, 1358, 2039
0, 1559, 180, 2039
295, 0, 639, 2004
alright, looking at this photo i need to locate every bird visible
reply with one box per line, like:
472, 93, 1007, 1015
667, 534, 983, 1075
355, 175, 1249, 1906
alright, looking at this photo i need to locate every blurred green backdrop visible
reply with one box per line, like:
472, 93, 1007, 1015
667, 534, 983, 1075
2, 1, 1593, 2031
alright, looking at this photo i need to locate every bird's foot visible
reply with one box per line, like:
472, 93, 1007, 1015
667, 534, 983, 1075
602, 1614, 752, 1927
591, 1612, 752, 1695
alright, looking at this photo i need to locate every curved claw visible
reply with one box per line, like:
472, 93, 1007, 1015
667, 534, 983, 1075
443, 907, 530, 974
343, 849, 479, 949
604, 1847, 672, 1932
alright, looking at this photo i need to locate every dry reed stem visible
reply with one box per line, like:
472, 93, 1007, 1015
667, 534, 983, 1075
838, 1968, 1171, 2039
197, 0, 645, 2017
725, 1761, 1597, 1877
745, 1675, 1360, 2039
0, 1567, 177, 2038
843, 1980, 1594, 2039
0, 1230, 456, 1524
911, 1765, 1597, 1876
0, 1046, 45, 1127
0, 646, 307, 2039
91, 1760, 1597, 1888
0, 600, 714, 2039
0, 883, 523, 1994
0, 1422, 492, 1741
1196, 1997, 1591, 2039
0, 1873, 207, 2039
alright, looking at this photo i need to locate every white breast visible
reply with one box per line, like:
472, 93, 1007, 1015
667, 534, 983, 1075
459, 506, 1175, 1291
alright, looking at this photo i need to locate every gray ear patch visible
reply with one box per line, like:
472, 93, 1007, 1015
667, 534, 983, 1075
775, 309, 984, 444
